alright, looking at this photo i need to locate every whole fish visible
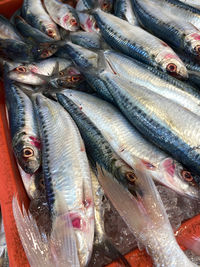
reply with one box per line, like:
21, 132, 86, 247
57, 93, 144, 198
76, 0, 99, 32
102, 72, 200, 178
4, 78, 41, 175
82, 4, 188, 78
21, 0, 60, 40
131, 0, 200, 60
97, 161, 197, 267
103, 51, 200, 117
114, 0, 138, 25
44, 0, 79, 31
8, 58, 75, 85
0, 15, 22, 41
15, 16, 54, 43
34, 95, 94, 266
0, 39, 59, 63
90, 170, 131, 266
61, 89, 200, 199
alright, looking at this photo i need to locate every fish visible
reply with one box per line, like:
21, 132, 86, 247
0, 39, 59, 62
61, 89, 200, 199
131, 0, 200, 61
0, 15, 22, 41
4, 78, 41, 175
15, 16, 54, 43
101, 72, 200, 178
82, 4, 188, 78
114, 0, 138, 25
44, 0, 79, 31
57, 92, 143, 198
103, 51, 200, 117
21, 0, 60, 40
76, 0, 99, 32
8, 57, 74, 85
0, 210, 9, 267
97, 161, 197, 267
34, 95, 94, 266
90, 169, 131, 266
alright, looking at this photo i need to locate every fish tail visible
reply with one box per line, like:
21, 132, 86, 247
96, 161, 169, 240
12, 196, 80, 267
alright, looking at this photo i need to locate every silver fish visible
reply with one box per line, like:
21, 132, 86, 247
44, 0, 79, 31
34, 95, 94, 266
8, 58, 74, 85
22, 0, 60, 40
103, 50, 200, 117
114, 0, 138, 25
62, 89, 200, 199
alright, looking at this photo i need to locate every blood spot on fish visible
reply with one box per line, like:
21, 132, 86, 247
63, 14, 70, 24
162, 158, 175, 177
79, 106, 83, 111
72, 217, 81, 229
164, 53, 179, 60
86, 17, 93, 30
30, 67, 38, 73
80, 145, 85, 151
30, 136, 41, 149
141, 160, 156, 170
83, 199, 91, 208
191, 33, 200, 41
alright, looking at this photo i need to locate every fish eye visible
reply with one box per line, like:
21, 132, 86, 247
195, 45, 200, 54
15, 66, 27, 73
71, 75, 81, 82
181, 170, 194, 182
22, 148, 34, 158
70, 18, 77, 26
126, 172, 137, 183
102, 2, 109, 10
166, 63, 177, 73
41, 50, 49, 58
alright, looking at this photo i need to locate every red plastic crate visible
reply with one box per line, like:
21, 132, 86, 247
0, 1, 200, 266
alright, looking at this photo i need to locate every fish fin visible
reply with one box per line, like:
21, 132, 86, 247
51, 61, 60, 76
12, 196, 80, 267
96, 161, 169, 240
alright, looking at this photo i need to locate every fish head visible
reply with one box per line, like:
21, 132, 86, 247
56, 74, 84, 88
185, 32, 200, 59
159, 158, 200, 199
78, 13, 99, 32
156, 49, 188, 79
13, 133, 41, 174
98, 0, 113, 12
34, 42, 59, 59
8, 65, 44, 84
61, 12, 79, 31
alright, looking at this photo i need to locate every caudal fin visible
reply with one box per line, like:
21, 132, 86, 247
12, 196, 80, 267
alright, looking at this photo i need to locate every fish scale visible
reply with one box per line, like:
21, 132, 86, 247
102, 73, 200, 178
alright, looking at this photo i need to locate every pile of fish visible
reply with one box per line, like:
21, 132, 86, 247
2, 0, 200, 266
